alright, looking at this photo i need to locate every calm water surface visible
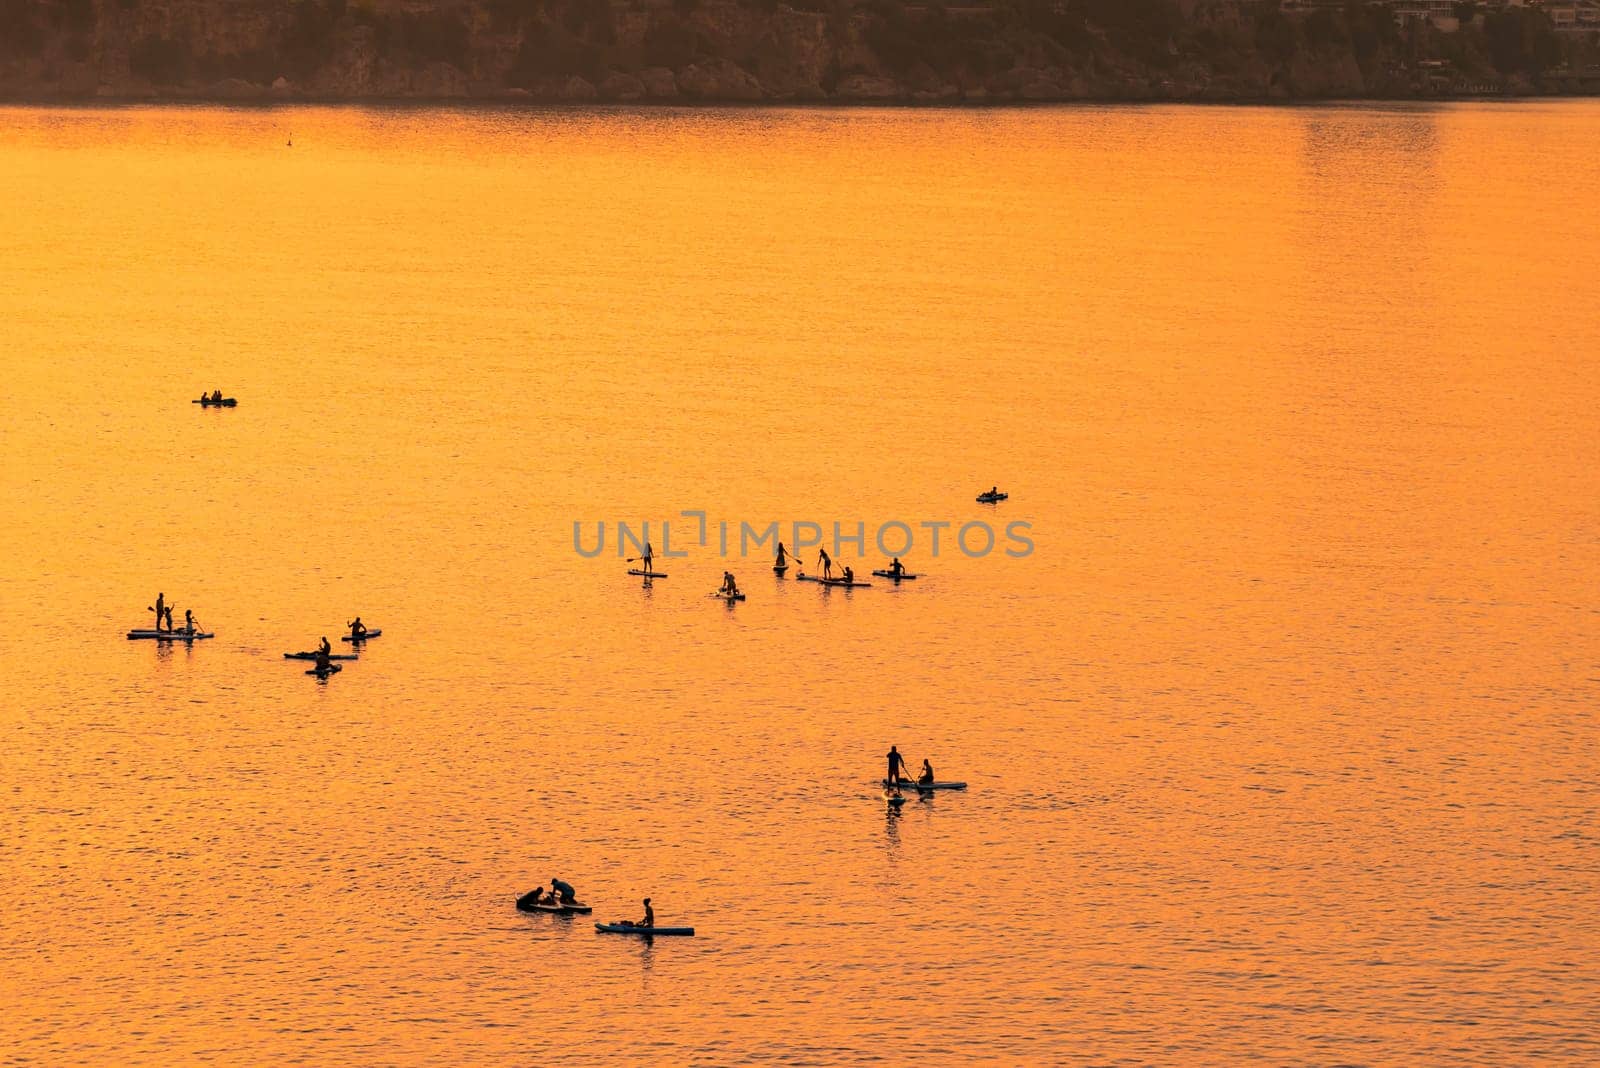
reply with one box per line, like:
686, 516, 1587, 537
2, 102, 1598, 1064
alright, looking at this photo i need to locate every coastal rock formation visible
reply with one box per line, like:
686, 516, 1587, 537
0, 0, 1595, 103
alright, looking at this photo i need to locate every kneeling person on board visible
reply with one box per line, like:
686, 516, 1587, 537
348, 617, 367, 639
636, 898, 654, 929
183, 609, 197, 635
890, 557, 905, 578
551, 877, 577, 905
721, 572, 740, 596
841, 566, 854, 585
918, 759, 934, 786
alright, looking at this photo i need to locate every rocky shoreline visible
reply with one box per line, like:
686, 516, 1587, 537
2, 0, 1596, 107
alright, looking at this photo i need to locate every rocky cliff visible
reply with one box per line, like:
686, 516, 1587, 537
1, 0, 1596, 102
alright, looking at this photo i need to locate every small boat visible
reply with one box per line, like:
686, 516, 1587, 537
340, 629, 381, 642
596, 923, 694, 937
306, 664, 342, 676
882, 779, 967, 791
283, 652, 358, 661
871, 570, 918, 581
193, 397, 238, 407
127, 629, 214, 640
628, 569, 669, 578
976, 491, 1008, 503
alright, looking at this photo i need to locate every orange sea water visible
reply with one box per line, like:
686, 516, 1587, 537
1, 102, 1598, 1064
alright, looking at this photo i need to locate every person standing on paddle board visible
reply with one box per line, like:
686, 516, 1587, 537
153, 592, 166, 631
551, 877, 577, 905
817, 548, 833, 580
163, 604, 175, 630
887, 746, 911, 784
775, 543, 790, 569
642, 542, 655, 575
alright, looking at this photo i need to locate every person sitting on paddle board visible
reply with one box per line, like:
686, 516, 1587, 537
154, 592, 166, 631
211, 389, 223, 403
551, 877, 577, 905
319, 636, 332, 658
887, 745, 911, 784
889, 557, 905, 578
348, 617, 367, 639
918, 759, 934, 786
637, 898, 654, 929
840, 565, 855, 585
817, 548, 833, 580
183, 609, 197, 635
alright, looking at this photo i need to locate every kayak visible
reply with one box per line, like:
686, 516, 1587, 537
596, 923, 694, 937
193, 398, 237, 407
882, 779, 967, 791
128, 630, 214, 640
283, 652, 358, 661
871, 570, 918, 580
340, 629, 380, 642
306, 664, 342, 676
976, 492, 1008, 503
627, 569, 668, 578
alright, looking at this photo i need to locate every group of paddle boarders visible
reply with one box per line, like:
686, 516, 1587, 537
518, 879, 663, 930
149, 593, 201, 634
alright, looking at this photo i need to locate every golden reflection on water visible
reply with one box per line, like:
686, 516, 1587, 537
1, 102, 1598, 1064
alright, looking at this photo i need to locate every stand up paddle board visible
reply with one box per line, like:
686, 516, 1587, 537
596, 923, 694, 936
341, 629, 380, 642
628, 570, 668, 578
882, 779, 967, 791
